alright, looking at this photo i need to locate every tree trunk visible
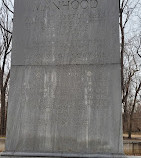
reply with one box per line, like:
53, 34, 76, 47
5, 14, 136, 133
128, 114, 133, 139
128, 82, 141, 139
1, 88, 6, 136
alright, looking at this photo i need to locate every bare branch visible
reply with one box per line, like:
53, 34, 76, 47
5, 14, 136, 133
0, 22, 12, 35
2, 0, 14, 14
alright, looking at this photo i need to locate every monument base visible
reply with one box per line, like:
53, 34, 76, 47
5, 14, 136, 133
1, 152, 139, 158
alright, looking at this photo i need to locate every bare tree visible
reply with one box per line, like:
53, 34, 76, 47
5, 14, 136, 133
0, 0, 13, 136
119, 0, 141, 138
126, 35, 141, 138
128, 81, 141, 138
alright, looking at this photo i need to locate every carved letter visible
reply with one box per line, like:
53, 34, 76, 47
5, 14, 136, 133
62, 1, 70, 10
90, 0, 98, 8
53, 1, 60, 10
80, 0, 88, 9
71, 0, 79, 9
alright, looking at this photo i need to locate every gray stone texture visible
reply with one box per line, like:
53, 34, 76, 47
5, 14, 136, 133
4, 0, 124, 157
6, 64, 122, 154
1, 156, 141, 158
12, 0, 120, 65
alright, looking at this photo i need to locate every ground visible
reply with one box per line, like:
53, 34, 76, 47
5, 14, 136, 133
0, 133, 141, 155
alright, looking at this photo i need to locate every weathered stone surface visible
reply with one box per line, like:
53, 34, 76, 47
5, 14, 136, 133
1, 155, 141, 158
12, 0, 120, 66
6, 64, 122, 154
4, 0, 124, 157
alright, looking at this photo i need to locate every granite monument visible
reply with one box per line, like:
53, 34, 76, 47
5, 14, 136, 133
2, 0, 125, 157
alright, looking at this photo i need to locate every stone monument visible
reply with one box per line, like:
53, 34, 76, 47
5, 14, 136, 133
2, 0, 125, 157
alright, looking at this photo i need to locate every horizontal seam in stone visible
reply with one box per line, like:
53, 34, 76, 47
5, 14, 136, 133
11, 63, 121, 67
